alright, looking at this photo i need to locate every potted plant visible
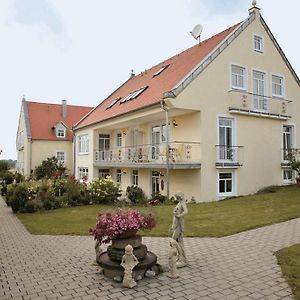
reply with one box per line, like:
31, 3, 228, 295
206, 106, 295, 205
90, 208, 156, 245
287, 149, 300, 187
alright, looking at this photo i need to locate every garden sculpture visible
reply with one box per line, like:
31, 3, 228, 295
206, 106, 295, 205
170, 191, 188, 267
120, 244, 139, 288
168, 239, 179, 278
95, 240, 102, 265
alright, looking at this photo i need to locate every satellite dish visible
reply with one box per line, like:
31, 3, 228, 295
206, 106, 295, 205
190, 24, 203, 40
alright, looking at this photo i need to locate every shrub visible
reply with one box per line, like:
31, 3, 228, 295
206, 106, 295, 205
22, 199, 43, 213
34, 157, 66, 180
126, 185, 146, 204
10, 184, 28, 213
87, 177, 121, 204
61, 180, 88, 206
148, 192, 167, 205
36, 181, 58, 210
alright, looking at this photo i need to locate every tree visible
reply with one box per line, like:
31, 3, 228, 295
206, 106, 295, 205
34, 157, 66, 180
0, 160, 10, 172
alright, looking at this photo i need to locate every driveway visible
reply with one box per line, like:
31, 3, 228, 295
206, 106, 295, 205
1, 198, 299, 300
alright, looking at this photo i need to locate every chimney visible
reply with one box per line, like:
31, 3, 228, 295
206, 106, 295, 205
61, 100, 67, 118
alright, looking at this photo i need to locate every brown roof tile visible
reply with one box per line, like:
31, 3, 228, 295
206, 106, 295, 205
76, 23, 240, 129
26, 101, 93, 141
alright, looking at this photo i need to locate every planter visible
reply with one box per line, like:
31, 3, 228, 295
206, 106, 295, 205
296, 177, 300, 187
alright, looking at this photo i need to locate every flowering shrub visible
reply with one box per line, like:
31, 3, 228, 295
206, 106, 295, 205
87, 177, 121, 204
90, 208, 156, 244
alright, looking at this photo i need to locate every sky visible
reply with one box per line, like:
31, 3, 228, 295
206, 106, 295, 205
0, 0, 299, 160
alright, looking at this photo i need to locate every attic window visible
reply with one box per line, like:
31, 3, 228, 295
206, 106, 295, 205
106, 97, 121, 109
120, 86, 148, 104
57, 128, 66, 138
152, 64, 170, 77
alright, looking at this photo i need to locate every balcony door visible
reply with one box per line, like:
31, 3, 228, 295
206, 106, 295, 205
151, 124, 169, 160
283, 125, 294, 160
253, 71, 267, 111
218, 118, 234, 161
98, 134, 110, 161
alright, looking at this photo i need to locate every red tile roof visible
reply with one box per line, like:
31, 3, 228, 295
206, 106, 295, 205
76, 23, 240, 129
26, 101, 93, 141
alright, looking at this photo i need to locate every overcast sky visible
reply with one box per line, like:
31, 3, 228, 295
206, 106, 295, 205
0, 0, 299, 160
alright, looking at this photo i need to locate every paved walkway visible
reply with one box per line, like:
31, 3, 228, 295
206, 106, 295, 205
1, 198, 300, 300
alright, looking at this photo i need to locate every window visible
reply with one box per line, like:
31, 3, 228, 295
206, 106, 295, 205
272, 75, 284, 98
151, 124, 170, 159
152, 64, 170, 77
253, 35, 263, 52
253, 70, 267, 110
218, 117, 234, 161
132, 170, 138, 186
99, 169, 110, 179
151, 171, 161, 195
56, 151, 66, 163
117, 133, 122, 147
283, 125, 294, 161
283, 170, 294, 184
120, 86, 148, 103
218, 172, 234, 196
78, 134, 89, 154
231, 65, 246, 90
78, 167, 88, 181
17, 130, 24, 150
116, 169, 122, 184
106, 97, 121, 110
57, 128, 66, 138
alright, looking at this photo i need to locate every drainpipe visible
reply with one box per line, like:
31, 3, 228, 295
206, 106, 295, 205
160, 100, 170, 200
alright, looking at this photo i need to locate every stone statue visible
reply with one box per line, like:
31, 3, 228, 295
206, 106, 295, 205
95, 240, 103, 265
168, 239, 179, 278
170, 192, 188, 267
120, 244, 139, 288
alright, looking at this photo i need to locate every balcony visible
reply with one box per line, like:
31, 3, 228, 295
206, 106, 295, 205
215, 145, 243, 168
94, 142, 201, 169
228, 90, 292, 120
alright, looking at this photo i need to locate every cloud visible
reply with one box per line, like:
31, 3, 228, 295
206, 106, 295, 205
13, 0, 63, 34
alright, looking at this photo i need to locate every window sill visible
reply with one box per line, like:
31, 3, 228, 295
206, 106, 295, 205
78, 152, 89, 155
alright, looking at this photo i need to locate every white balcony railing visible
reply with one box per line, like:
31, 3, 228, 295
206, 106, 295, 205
228, 90, 292, 120
94, 142, 201, 165
215, 145, 243, 167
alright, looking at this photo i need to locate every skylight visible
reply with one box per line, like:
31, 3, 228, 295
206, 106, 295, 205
120, 86, 148, 104
152, 64, 170, 77
106, 97, 121, 109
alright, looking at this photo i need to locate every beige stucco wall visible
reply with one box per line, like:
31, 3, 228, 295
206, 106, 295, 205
30, 140, 74, 175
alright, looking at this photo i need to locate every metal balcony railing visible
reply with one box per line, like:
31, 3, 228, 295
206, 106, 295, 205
94, 142, 201, 165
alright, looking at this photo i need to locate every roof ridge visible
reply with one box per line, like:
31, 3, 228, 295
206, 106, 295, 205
26, 100, 92, 109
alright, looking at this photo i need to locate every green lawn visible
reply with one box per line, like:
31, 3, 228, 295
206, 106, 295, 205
276, 244, 300, 300
17, 185, 300, 237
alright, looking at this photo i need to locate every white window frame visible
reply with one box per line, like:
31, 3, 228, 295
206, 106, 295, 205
218, 171, 236, 198
230, 64, 247, 91
271, 73, 285, 98
78, 134, 89, 154
282, 123, 296, 162
282, 169, 294, 185
78, 167, 89, 181
99, 169, 110, 179
116, 169, 122, 184
55, 150, 66, 164
253, 34, 264, 53
252, 68, 268, 111
56, 128, 66, 138
132, 170, 139, 186
116, 132, 122, 148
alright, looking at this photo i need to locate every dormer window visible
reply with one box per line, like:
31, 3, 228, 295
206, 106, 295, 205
253, 34, 263, 53
54, 122, 67, 138
57, 128, 66, 138
106, 97, 121, 110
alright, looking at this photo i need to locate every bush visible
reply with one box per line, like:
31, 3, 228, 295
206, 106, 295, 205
61, 180, 88, 206
10, 184, 28, 213
22, 199, 43, 213
36, 181, 58, 210
87, 177, 121, 204
126, 185, 146, 204
34, 157, 66, 180
148, 192, 167, 205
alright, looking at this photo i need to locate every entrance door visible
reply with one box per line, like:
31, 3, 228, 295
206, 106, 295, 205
151, 171, 161, 195
98, 134, 110, 161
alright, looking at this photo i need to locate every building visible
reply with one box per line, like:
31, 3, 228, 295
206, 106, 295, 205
16, 98, 93, 177
73, 4, 300, 202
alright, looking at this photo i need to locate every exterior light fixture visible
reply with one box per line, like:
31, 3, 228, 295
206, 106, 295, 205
172, 120, 178, 128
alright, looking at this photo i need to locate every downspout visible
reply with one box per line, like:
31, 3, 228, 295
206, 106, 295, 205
160, 100, 170, 200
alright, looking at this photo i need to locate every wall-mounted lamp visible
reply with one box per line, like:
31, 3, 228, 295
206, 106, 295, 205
122, 169, 127, 174
172, 120, 178, 128
122, 130, 127, 136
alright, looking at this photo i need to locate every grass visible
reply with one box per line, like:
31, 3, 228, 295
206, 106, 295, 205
17, 185, 300, 237
276, 244, 300, 300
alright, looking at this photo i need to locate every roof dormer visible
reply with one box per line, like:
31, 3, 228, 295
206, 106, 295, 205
53, 121, 67, 138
